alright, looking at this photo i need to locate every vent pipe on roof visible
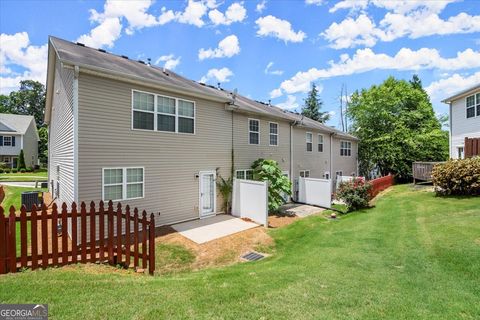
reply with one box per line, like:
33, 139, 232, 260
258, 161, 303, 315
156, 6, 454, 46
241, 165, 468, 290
268, 99, 271, 106
147, 58, 151, 66
217, 82, 221, 89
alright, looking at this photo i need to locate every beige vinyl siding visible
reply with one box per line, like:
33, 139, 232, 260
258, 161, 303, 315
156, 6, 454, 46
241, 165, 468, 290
48, 60, 75, 205
292, 126, 331, 180
332, 137, 358, 176
22, 120, 39, 168
77, 73, 231, 226
233, 113, 290, 172
0, 134, 21, 156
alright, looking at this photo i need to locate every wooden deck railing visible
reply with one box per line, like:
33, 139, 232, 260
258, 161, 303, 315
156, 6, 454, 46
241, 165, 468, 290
412, 162, 444, 183
0, 201, 156, 275
465, 137, 480, 158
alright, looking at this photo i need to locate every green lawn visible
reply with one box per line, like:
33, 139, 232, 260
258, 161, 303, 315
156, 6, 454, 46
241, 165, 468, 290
0, 185, 479, 319
0, 169, 47, 182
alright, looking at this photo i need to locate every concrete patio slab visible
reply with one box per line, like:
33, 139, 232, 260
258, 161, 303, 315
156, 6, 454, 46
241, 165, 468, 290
172, 215, 259, 244
279, 203, 325, 218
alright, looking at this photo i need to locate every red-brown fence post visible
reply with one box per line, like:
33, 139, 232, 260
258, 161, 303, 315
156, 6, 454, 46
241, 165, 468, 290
61, 203, 68, 265
149, 213, 155, 275
116, 203, 122, 265
133, 208, 139, 269
20, 205, 28, 269
89, 201, 96, 263
125, 205, 131, 268
71, 202, 78, 264
41, 204, 48, 269
0, 207, 6, 274
107, 201, 114, 265
51, 203, 59, 266
31, 204, 38, 270
8, 207, 16, 273
141, 211, 147, 270
99, 201, 105, 262
80, 202, 87, 263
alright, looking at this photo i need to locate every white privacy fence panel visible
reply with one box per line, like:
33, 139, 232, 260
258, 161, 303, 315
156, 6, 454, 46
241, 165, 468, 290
336, 175, 355, 189
232, 179, 268, 226
298, 177, 332, 208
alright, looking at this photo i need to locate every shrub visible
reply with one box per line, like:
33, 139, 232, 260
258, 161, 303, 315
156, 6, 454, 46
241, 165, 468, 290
26, 167, 33, 172
336, 178, 372, 212
4, 169, 10, 174
11, 169, 18, 173
18, 150, 26, 170
20, 169, 26, 173
216, 174, 233, 214
432, 158, 480, 195
0, 169, 4, 174
251, 159, 292, 213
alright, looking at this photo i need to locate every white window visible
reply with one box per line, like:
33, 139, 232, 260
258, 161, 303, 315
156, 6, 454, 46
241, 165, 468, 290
318, 134, 324, 152
269, 122, 278, 146
466, 93, 480, 119
300, 170, 310, 178
3, 136, 11, 146
103, 167, 144, 201
235, 169, 254, 180
132, 90, 195, 134
340, 141, 352, 156
306, 132, 313, 152
249, 119, 260, 145
457, 147, 464, 159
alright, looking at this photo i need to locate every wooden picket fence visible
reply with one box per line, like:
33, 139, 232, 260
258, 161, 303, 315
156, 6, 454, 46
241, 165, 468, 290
0, 201, 156, 275
369, 174, 394, 198
465, 137, 480, 158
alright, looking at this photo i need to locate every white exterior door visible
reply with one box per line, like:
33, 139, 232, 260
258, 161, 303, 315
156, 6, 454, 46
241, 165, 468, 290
199, 171, 216, 218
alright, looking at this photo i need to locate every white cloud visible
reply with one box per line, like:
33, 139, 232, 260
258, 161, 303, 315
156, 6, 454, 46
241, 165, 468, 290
322, 14, 382, 49
209, 2, 247, 25
329, 0, 368, 13
176, 0, 209, 27
200, 67, 234, 83
77, 17, 122, 48
155, 54, 181, 70
255, 15, 306, 43
273, 47, 480, 97
0, 32, 48, 93
276, 95, 299, 110
270, 88, 283, 99
198, 35, 240, 60
256, 0, 267, 13
323, 1, 479, 49
425, 71, 480, 98
264, 62, 283, 75
305, 0, 324, 5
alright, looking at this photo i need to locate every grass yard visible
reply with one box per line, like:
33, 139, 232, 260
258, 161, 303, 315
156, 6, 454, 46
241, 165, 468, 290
0, 185, 479, 319
0, 169, 47, 182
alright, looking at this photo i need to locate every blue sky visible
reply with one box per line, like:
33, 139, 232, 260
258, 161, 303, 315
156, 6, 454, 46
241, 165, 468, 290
1, 0, 479, 129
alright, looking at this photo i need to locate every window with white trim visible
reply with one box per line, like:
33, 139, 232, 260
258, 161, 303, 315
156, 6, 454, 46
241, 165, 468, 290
3, 136, 12, 146
132, 90, 195, 134
318, 134, 324, 152
103, 167, 144, 201
306, 132, 313, 152
466, 93, 480, 118
299, 170, 310, 178
340, 141, 352, 156
249, 119, 260, 145
457, 147, 464, 159
235, 169, 254, 180
269, 122, 278, 146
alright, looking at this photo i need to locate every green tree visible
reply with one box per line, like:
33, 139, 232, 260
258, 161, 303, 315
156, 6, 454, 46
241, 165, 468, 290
301, 83, 330, 123
251, 159, 292, 212
38, 126, 48, 165
348, 76, 448, 180
3, 80, 46, 127
18, 150, 26, 170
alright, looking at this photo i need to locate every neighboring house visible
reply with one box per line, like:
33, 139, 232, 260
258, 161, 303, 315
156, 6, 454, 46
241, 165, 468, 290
0, 114, 39, 168
45, 36, 358, 227
442, 84, 480, 159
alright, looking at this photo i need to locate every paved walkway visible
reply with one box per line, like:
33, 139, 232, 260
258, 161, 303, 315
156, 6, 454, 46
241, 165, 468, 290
172, 215, 259, 244
279, 203, 325, 218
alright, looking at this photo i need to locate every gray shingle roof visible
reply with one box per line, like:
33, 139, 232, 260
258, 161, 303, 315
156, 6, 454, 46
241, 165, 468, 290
49, 36, 358, 140
0, 114, 36, 134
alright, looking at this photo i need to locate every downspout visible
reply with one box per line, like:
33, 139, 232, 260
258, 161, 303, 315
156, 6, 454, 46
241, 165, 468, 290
290, 120, 298, 200
73, 65, 79, 203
